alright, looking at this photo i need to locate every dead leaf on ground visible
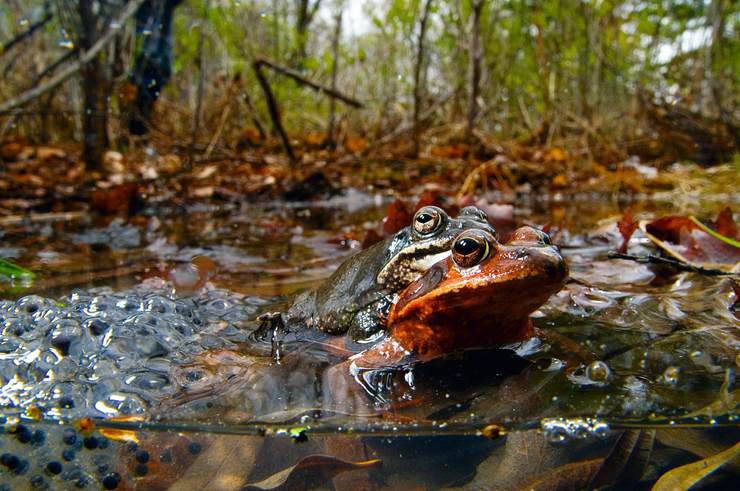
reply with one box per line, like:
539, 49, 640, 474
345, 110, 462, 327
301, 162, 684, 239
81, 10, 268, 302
344, 136, 368, 153
414, 189, 447, 212
382, 198, 412, 236
35, 146, 67, 160
92, 183, 142, 215
545, 147, 569, 163
243, 454, 381, 491
551, 174, 568, 188
194, 165, 218, 180
431, 144, 466, 159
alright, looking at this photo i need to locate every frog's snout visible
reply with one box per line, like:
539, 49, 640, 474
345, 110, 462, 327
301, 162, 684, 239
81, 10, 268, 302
534, 246, 568, 284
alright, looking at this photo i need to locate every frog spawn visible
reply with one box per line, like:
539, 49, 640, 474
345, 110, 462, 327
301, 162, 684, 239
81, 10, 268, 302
0, 285, 260, 419
0, 284, 254, 488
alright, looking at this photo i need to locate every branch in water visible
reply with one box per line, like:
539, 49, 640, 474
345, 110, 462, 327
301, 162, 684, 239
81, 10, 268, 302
607, 251, 731, 276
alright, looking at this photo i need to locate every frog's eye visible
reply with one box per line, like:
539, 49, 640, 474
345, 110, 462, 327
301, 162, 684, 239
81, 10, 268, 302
458, 206, 488, 223
413, 206, 445, 236
452, 230, 494, 268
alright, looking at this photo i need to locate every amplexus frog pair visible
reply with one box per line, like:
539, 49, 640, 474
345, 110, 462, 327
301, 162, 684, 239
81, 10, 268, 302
258, 205, 568, 368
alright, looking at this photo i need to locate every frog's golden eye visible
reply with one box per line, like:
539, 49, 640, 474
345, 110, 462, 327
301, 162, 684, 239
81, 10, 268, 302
413, 206, 445, 236
452, 230, 494, 268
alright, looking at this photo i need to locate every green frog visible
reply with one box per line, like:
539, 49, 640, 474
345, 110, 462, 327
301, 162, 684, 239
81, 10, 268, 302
263, 205, 496, 345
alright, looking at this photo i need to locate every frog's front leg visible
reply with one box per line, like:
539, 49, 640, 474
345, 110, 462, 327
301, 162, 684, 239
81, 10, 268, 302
346, 294, 395, 343
322, 338, 416, 413
255, 311, 288, 363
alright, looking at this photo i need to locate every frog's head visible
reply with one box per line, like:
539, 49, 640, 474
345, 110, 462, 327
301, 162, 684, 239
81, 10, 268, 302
387, 226, 567, 360
376, 206, 495, 291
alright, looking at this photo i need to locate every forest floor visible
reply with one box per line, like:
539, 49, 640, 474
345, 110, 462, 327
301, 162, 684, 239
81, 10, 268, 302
0, 132, 737, 221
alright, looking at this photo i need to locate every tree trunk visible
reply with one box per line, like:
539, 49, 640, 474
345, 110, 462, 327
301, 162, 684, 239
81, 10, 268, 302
577, 0, 596, 122
78, 1, 109, 170
294, 0, 321, 68
189, 0, 210, 166
412, 0, 433, 158
326, 9, 343, 147
704, 0, 726, 117
532, 6, 551, 144
466, 0, 484, 145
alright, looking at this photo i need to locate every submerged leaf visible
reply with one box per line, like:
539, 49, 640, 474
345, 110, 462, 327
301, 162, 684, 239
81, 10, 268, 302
588, 429, 655, 489
243, 454, 381, 491
520, 458, 604, 491
656, 429, 740, 474
651, 440, 740, 491
0, 258, 36, 280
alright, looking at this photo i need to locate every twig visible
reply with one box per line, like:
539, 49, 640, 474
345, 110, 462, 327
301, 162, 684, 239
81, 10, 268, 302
204, 104, 231, 158
241, 90, 267, 140
31, 49, 77, 86
254, 58, 363, 108
253, 60, 297, 165
360, 93, 451, 156
607, 251, 732, 276
0, 0, 146, 114
1, 12, 53, 56
0, 211, 86, 226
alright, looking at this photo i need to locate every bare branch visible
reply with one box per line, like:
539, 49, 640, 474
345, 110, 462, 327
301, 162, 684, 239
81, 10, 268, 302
254, 58, 363, 108
0, 0, 146, 115
253, 60, 297, 165
1, 12, 53, 56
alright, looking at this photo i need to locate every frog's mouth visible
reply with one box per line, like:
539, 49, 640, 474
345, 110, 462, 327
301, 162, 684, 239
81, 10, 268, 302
376, 246, 450, 289
409, 250, 451, 272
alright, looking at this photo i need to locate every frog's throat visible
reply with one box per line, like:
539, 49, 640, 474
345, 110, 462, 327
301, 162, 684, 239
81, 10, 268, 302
376, 248, 450, 289
391, 317, 535, 361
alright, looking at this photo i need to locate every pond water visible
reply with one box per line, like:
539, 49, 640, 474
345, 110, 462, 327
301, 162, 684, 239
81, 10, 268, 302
0, 190, 737, 490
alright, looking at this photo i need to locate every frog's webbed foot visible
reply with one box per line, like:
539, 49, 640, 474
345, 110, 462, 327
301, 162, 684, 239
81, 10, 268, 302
256, 312, 288, 363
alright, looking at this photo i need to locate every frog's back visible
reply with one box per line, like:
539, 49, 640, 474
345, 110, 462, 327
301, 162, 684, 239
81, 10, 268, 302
286, 235, 396, 334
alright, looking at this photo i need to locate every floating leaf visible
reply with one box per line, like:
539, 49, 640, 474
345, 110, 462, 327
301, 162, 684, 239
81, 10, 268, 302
617, 208, 638, 254
0, 258, 36, 281
243, 454, 381, 491
689, 216, 740, 249
641, 212, 740, 272
651, 440, 740, 491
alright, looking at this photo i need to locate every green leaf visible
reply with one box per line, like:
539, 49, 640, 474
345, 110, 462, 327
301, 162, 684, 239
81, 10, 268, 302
0, 258, 36, 281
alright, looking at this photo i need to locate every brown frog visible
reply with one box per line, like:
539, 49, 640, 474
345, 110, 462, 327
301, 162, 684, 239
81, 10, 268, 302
344, 225, 568, 368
